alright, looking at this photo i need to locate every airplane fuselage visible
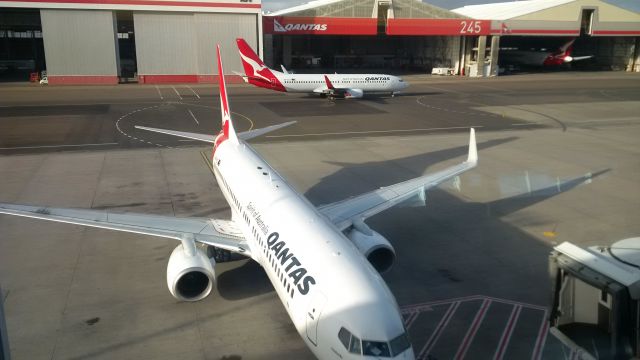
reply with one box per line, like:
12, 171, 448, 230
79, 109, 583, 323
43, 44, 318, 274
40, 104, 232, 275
275, 72, 408, 94
211, 140, 413, 359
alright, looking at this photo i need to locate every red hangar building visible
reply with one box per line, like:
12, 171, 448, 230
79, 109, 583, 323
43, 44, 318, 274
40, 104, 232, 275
263, 0, 640, 77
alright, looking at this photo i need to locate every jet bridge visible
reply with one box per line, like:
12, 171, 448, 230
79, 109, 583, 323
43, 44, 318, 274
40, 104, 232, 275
549, 238, 640, 359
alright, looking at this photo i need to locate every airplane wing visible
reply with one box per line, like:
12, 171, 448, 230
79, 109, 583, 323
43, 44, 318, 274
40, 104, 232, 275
318, 129, 477, 231
0, 203, 251, 256
313, 76, 364, 98
570, 55, 594, 62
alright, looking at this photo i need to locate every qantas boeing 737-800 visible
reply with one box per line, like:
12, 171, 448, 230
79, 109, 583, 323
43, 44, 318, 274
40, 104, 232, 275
0, 45, 478, 359
235, 38, 409, 99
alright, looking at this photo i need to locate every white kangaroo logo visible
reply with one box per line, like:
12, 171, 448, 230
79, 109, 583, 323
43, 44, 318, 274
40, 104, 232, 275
239, 51, 272, 84
274, 19, 287, 32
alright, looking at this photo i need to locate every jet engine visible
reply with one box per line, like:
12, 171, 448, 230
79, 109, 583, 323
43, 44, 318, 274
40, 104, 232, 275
167, 242, 216, 301
347, 224, 396, 273
344, 89, 364, 99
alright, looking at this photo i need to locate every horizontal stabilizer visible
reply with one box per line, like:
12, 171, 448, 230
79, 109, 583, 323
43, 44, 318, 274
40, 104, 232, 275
232, 70, 248, 83
136, 126, 216, 143
136, 121, 296, 144
238, 121, 296, 140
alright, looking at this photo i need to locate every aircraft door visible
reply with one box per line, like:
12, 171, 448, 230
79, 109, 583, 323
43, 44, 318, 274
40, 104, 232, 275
306, 291, 327, 346
271, 78, 277, 87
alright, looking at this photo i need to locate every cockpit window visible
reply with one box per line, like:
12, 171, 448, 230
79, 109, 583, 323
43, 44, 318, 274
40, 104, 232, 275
340, 327, 408, 357
338, 327, 363, 354
349, 334, 361, 354
363, 340, 391, 357
390, 333, 411, 356
338, 327, 351, 349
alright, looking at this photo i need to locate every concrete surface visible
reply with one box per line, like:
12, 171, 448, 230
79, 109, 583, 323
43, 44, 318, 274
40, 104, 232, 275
1, 72, 639, 153
0, 72, 639, 359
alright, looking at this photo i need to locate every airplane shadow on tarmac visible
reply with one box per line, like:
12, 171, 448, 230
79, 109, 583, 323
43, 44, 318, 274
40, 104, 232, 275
300, 135, 608, 310
217, 260, 272, 300
362, 91, 443, 103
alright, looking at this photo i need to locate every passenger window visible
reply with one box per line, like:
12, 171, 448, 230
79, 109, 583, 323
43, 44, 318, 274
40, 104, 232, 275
338, 327, 351, 349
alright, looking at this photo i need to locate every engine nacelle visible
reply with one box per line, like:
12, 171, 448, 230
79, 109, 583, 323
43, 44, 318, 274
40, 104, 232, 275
347, 228, 396, 273
167, 244, 216, 301
344, 89, 364, 99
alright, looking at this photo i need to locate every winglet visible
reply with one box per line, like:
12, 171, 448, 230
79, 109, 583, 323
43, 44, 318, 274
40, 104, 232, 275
467, 128, 478, 164
281, 65, 289, 74
216, 44, 239, 145
324, 75, 335, 90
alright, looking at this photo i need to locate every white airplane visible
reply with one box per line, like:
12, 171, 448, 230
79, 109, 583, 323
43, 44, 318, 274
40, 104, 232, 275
0, 45, 478, 359
499, 38, 593, 67
236, 38, 409, 99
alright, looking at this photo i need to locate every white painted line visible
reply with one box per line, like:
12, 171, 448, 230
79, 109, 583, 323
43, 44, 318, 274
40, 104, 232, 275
155, 85, 163, 100
186, 85, 200, 99
178, 139, 198, 142
0, 143, 118, 150
266, 126, 483, 139
571, 117, 639, 123
418, 301, 461, 359
401, 295, 547, 313
493, 305, 523, 360
188, 109, 200, 125
172, 86, 183, 100
455, 299, 492, 360
404, 311, 421, 330
531, 310, 549, 360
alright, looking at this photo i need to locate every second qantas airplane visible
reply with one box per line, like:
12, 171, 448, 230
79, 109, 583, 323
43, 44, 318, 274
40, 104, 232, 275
236, 38, 409, 99
0, 46, 477, 359
500, 38, 594, 67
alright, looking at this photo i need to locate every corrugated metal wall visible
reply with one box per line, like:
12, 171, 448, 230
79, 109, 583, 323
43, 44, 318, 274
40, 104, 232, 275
40, 9, 118, 76
134, 12, 197, 75
134, 12, 258, 75
194, 13, 258, 75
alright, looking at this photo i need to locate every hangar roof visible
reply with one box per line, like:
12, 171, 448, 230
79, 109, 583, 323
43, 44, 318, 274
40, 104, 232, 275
452, 0, 639, 21
268, 0, 465, 18
268, 0, 374, 17
452, 0, 574, 20
392, 0, 465, 19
